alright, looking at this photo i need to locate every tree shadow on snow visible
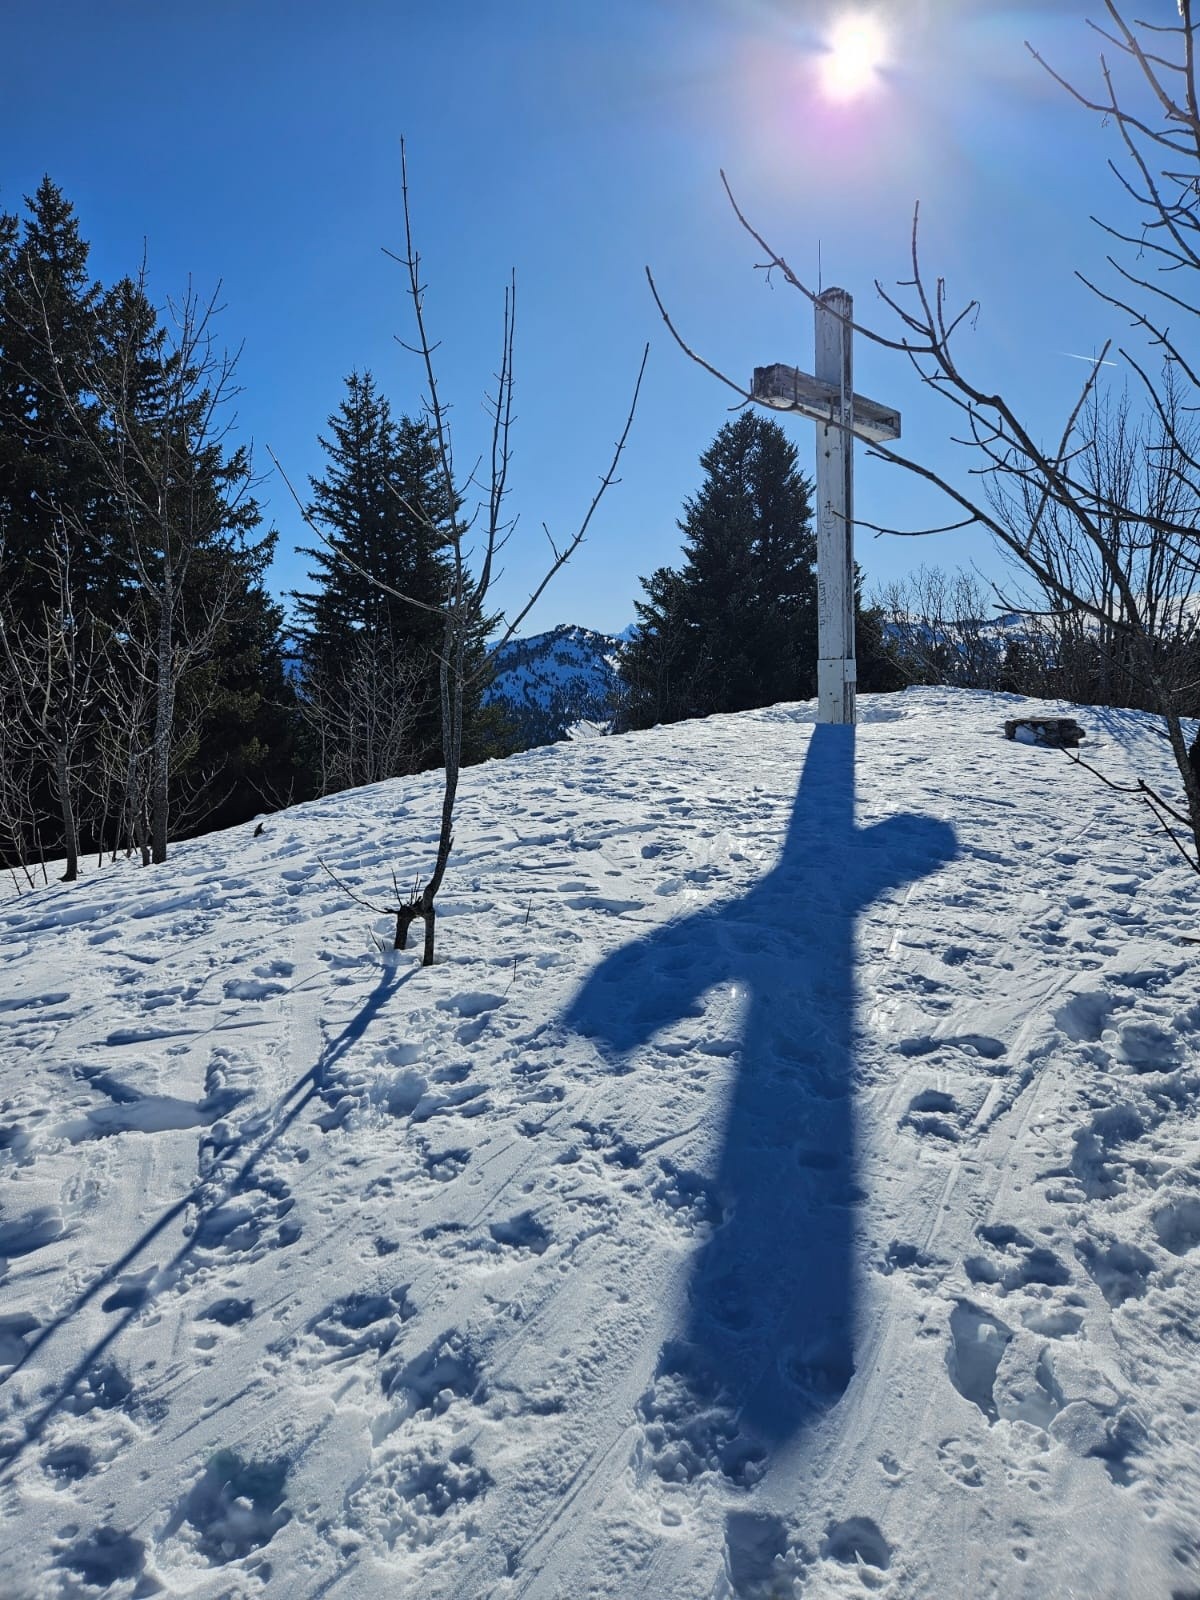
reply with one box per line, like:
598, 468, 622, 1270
0, 963, 407, 1475
565, 723, 956, 1455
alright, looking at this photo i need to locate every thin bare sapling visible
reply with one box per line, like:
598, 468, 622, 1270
277, 146, 646, 966
644, 1, 1200, 867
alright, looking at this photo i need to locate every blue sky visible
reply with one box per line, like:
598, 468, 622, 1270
2, 1, 1137, 636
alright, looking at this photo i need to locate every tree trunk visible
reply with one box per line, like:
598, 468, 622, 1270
54, 744, 79, 883
1164, 711, 1200, 862
416, 633, 465, 968
151, 581, 175, 865
134, 806, 151, 868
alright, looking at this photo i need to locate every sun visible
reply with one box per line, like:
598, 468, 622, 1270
820, 14, 887, 101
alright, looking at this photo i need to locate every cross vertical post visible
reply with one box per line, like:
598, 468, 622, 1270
752, 291, 900, 730
814, 287, 856, 725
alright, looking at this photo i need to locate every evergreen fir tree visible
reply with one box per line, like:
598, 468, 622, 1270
0, 187, 303, 866
0, 181, 110, 871
91, 275, 275, 859
619, 413, 818, 728
178, 534, 303, 833
0, 179, 107, 616
295, 372, 458, 789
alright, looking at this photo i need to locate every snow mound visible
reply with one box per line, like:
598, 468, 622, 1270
0, 687, 1198, 1598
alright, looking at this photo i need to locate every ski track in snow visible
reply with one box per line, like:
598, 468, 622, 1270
0, 688, 1197, 1597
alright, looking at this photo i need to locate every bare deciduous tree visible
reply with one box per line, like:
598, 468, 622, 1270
29, 271, 255, 865
876, 565, 1008, 690
278, 145, 647, 965
0, 678, 47, 893
299, 634, 424, 795
0, 521, 103, 882
647, 1, 1200, 867
995, 376, 1200, 716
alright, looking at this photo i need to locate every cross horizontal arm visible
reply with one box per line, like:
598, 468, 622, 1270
752, 363, 902, 443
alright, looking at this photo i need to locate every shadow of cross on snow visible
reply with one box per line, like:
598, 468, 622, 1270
565, 722, 956, 1453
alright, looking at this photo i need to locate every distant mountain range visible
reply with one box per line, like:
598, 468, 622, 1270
484, 624, 629, 747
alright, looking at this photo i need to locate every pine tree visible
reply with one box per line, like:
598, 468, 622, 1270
0, 180, 108, 612
0, 183, 302, 871
177, 534, 302, 834
0, 181, 110, 875
620, 413, 818, 728
91, 278, 270, 861
295, 372, 457, 790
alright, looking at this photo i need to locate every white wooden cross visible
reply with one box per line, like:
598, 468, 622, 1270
752, 287, 901, 725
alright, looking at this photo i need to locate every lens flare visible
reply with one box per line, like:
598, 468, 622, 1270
820, 14, 887, 101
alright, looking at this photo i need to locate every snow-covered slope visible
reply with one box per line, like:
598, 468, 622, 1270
1, 689, 1198, 1598
485, 624, 625, 746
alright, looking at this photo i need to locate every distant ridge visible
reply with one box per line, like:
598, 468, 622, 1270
485, 624, 627, 748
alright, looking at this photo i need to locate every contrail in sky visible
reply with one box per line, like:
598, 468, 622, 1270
1060, 351, 1118, 367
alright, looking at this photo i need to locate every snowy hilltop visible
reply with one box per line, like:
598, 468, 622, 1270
0, 688, 1198, 1598
484, 623, 627, 747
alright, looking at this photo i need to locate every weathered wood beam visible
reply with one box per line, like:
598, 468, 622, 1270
751, 362, 901, 444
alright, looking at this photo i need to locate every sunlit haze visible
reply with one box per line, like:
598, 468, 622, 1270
820, 13, 887, 101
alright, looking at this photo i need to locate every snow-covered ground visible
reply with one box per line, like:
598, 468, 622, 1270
1, 688, 1198, 1598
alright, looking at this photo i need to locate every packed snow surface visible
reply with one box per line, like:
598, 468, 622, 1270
1, 688, 1198, 1598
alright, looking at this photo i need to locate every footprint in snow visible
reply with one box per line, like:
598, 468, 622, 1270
1055, 989, 1118, 1043
564, 894, 644, 915
877, 1239, 945, 1293
0, 1207, 64, 1262
964, 1224, 1071, 1295
634, 1341, 765, 1491
0, 1311, 40, 1367
1075, 1234, 1155, 1307
1117, 1018, 1184, 1072
945, 1301, 1012, 1423
67, 1359, 135, 1416
223, 976, 287, 1001
42, 1441, 94, 1483
719, 1511, 808, 1598
164, 1448, 292, 1565
572, 1119, 641, 1170
0, 990, 71, 1015
100, 1266, 158, 1313
292, 1284, 417, 1373
198, 1296, 254, 1327
437, 991, 505, 1045
56, 1527, 147, 1589
820, 1516, 894, 1579
377, 1329, 487, 1435
650, 1160, 723, 1236
187, 1154, 300, 1260
253, 959, 294, 979
877, 1450, 906, 1485
1021, 1305, 1084, 1338
938, 1435, 984, 1489
488, 1211, 551, 1254
1070, 1104, 1148, 1199
417, 1143, 470, 1182
1151, 1193, 1200, 1255
901, 1088, 963, 1143
898, 1032, 1006, 1064
342, 1442, 492, 1556
436, 991, 504, 1020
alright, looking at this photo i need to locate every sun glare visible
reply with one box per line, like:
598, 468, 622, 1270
820, 14, 886, 101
